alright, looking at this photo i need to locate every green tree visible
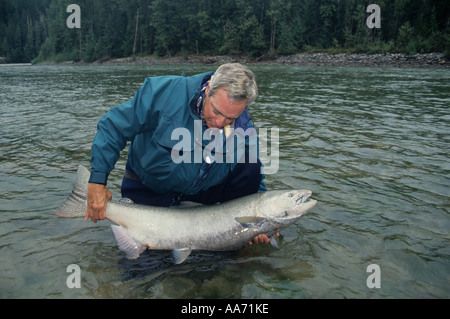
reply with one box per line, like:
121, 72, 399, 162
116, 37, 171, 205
397, 21, 415, 54
1, 0, 449, 63
151, 0, 183, 56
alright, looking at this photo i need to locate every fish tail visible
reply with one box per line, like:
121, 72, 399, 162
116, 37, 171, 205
54, 165, 90, 218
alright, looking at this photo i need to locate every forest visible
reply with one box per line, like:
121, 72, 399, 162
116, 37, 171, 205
0, 0, 449, 63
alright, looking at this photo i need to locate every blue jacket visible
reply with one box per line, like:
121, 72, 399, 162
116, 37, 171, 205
89, 71, 265, 195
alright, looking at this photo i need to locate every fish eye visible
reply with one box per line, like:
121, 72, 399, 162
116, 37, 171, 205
288, 193, 294, 198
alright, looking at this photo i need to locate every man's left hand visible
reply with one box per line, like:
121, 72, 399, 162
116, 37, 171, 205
249, 232, 280, 246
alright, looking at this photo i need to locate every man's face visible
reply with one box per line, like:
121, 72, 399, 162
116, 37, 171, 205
202, 84, 247, 129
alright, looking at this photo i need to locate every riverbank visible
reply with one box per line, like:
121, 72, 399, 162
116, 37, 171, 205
36, 52, 448, 68
272, 52, 448, 68
0, 63, 32, 67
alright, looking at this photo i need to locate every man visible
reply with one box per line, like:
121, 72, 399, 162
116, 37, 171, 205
86, 63, 275, 245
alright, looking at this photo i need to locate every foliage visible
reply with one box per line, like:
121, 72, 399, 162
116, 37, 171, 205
0, 0, 448, 63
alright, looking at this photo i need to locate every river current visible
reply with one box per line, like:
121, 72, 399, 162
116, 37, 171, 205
0, 64, 448, 298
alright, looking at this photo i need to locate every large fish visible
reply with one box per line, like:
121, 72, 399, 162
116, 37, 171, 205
55, 166, 317, 264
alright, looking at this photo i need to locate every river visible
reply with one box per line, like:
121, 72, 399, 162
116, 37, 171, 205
0, 64, 448, 299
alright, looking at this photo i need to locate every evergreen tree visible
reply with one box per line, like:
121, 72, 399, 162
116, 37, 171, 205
0, 0, 448, 63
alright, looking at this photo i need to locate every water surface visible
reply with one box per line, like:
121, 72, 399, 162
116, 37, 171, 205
0, 64, 448, 298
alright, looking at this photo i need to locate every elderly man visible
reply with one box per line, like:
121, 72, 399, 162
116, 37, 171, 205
86, 63, 273, 245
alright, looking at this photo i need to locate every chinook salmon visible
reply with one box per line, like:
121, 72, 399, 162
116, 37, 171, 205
55, 166, 317, 264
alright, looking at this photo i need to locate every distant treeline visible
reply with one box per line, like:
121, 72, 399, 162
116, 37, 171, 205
0, 0, 449, 63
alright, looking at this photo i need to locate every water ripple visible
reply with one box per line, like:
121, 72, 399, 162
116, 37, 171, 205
0, 65, 449, 298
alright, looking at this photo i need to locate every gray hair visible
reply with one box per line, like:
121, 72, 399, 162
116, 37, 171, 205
209, 63, 258, 106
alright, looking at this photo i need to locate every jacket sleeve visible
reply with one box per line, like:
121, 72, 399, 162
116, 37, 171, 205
89, 77, 164, 184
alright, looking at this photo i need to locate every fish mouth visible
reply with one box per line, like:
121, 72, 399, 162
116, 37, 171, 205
295, 191, 313, 206
289, 190, 317, 217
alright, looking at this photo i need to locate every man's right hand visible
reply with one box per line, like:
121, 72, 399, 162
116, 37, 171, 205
86, 183, 112, 223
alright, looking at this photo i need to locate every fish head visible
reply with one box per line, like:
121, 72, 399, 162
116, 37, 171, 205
258, 190, 317, 226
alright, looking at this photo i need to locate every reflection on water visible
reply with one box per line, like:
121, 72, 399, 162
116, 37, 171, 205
0, 64, 449, 298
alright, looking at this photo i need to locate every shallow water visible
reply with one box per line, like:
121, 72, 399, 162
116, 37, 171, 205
0, 64, 448, 299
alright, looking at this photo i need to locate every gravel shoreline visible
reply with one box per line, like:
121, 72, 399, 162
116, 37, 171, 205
27, 52, 449, 68
86, 52, 448, 68
270, 52, 448, 68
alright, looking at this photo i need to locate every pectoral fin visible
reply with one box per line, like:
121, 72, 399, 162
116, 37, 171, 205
269, 235, 279, 249
172, 248, 192, 264
235, 216, 267, 228
111, 225, 146, 260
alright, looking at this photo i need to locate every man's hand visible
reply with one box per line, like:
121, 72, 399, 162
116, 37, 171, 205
249, 232, 280, 246
85, 183, 112, 223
